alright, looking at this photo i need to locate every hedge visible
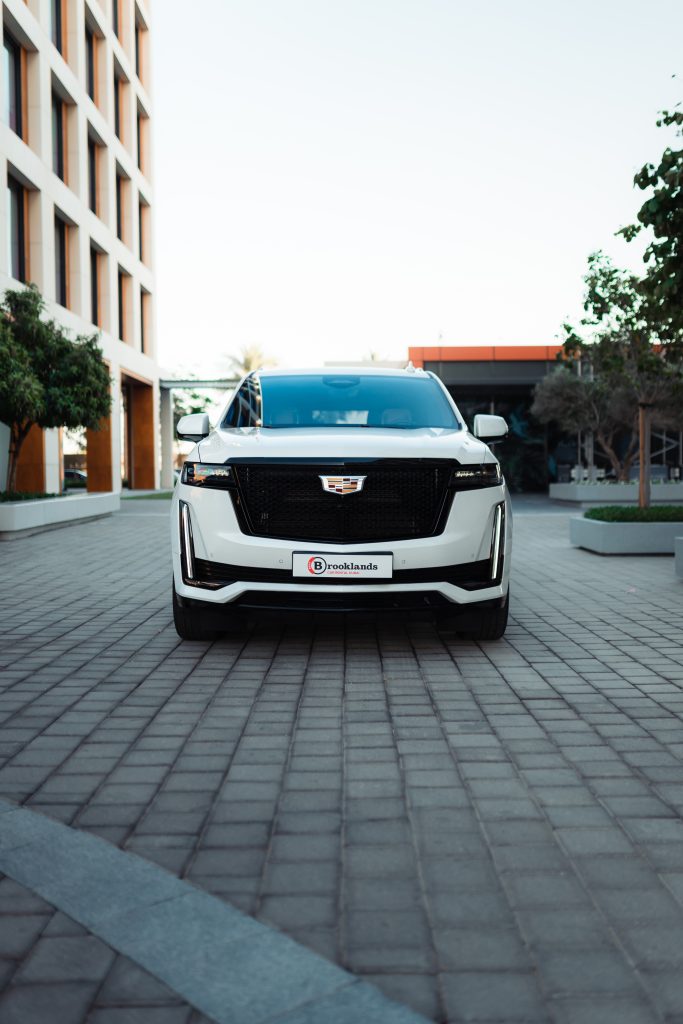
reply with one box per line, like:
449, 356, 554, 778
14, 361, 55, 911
584, 505, 683, 523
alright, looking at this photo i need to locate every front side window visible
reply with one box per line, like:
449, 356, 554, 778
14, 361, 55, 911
55, 216, 67, 306
223, 379, 263, 428
52, 93, 65, 180
3, 34, 22, 137
227, 375, 461, 430
7, 177, 26, 282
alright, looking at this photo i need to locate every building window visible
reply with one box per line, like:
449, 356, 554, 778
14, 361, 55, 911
138, 196, 143, 261
140, 288, 149, 353
113, 0, 120, 39
116, 172, 123, 240
51, 0, 64, 54
90, 246, 100, 326
7, 177, 27, 283
55, 216, 68, 307
135, 21, 141, 78
52, 93, 65, 181
114, 73, 121, 138
3, 33, 23, 138
117, 267, 129, 342
85, 25, 96, 100
88, 136, 97, 213
136, 111, 141, 169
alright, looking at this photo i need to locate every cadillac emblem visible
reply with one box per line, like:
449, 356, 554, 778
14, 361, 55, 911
319, 475, 366, 495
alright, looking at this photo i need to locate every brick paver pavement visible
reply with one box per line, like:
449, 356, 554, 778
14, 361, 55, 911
0, 875, 211, 1024
1, 498, 683, 1023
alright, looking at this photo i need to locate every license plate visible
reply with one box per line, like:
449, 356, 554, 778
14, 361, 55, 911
292, 553, 393, 579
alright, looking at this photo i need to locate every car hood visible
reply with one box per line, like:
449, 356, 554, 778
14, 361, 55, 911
196, 427, 496, 465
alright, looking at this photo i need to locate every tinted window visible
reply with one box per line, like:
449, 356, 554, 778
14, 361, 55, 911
85, 26, 95, 99
223, 375, 460, 429
223, 379, 262, 428
52, 93, 64, 180
7, 177, 26, 282
55, 216, 67, 306
4, 34, 22, 137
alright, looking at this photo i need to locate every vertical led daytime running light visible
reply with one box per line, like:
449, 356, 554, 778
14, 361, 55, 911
490, 503, 504, 581
180, 500, 195, 582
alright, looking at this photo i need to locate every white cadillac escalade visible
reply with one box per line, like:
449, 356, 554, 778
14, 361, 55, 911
171, 366, 512, 641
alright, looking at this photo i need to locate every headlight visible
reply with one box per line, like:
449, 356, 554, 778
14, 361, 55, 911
181, 462, 235, 489
451, 463, 502, 489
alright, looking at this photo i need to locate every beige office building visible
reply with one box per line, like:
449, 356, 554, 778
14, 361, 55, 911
0, 0, 157, 493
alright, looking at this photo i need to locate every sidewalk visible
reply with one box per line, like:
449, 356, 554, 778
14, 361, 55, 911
0, 500, 682, 1022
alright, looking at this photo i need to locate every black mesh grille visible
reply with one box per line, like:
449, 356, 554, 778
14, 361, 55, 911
232, 460, 453, 543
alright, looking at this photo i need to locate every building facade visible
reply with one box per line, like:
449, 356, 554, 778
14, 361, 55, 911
409, 345, 683, 491
0, 0, 157, 493
409, 345, 565, 492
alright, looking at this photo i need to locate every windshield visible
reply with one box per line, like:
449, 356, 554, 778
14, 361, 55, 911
223, 374, 461, 430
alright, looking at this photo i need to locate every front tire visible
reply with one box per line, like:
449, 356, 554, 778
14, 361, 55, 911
461, 592, 509, 641
172, 583, 245, 641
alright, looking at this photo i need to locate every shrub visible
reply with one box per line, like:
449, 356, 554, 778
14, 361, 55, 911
0, 492, 63, 503
584, 505, 683, 522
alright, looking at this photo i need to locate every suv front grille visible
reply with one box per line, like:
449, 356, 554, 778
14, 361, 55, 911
231, 460, 454, 543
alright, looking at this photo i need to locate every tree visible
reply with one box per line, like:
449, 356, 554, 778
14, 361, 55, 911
0, 285, 111, 493
173, 388, 213, 435
225, 344, 274, 377
532, 253, 683, 504
619, 106, 683, 343
531, 368, 639, 483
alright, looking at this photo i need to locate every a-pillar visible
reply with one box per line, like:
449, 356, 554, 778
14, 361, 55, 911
160, 387, 174, 489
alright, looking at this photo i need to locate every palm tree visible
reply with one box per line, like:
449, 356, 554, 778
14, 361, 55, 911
225, 345, 274, 377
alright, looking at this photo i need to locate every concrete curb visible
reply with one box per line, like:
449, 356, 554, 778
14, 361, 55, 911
569, 516, 683, 555
0, 800, 428, 1024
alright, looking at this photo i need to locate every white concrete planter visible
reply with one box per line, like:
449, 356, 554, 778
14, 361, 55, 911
570, 516, 683, 555
676, 537, 683, 579
550, 482, 683, 504
0, 492, 120, 540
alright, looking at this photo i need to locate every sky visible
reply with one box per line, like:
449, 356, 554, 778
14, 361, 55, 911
151, 0, 683, 376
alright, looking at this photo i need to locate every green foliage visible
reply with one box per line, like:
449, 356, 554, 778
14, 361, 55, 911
173, 389, 213, 434
0, 491, 63, 502
584, 505, 683, 522
0, 285, 112, 491
619, 108, 683, 342
225, 344, 274, 377
533, 253, 683, 485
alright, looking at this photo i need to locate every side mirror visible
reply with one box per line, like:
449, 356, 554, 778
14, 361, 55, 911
177, 413, 210, 442
473, 414, 508, 443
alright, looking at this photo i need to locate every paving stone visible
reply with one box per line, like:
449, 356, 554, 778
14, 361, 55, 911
0, 982, 97, 1024
3, 503, 683, 1024
441, 971, 546, 1022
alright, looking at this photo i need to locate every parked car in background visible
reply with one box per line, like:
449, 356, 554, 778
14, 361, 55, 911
64, 469, 87, 488
171, 366, 511, 641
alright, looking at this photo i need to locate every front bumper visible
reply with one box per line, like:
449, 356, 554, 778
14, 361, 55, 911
171, 482, 511, 609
